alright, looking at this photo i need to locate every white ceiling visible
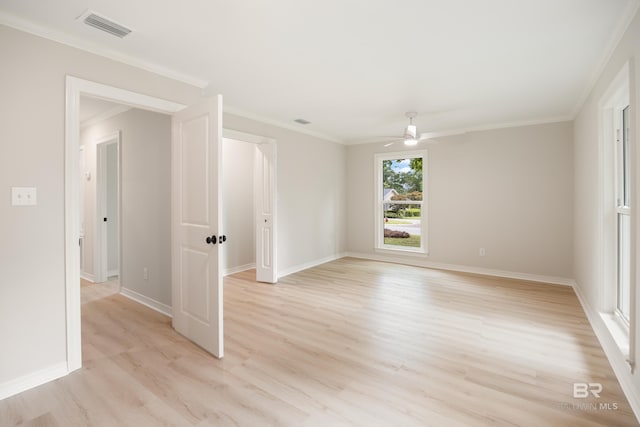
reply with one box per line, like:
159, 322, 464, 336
1, 0, 637, 143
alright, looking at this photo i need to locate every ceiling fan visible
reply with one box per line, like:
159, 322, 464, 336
383, 111, 438, 147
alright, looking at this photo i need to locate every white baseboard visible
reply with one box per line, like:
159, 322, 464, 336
278, 253, 347, 279
0, 362, 68, 401
120, 287, 172, 318
344, 252, 574, 286
80, 272, 95, 282
224, 263, 256, 276
572, 283, 640, 422
107, 269, 120, 278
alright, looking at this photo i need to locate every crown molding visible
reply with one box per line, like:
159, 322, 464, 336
2, 5, 628, 143
0, 11, 208, 89
447, 114, 573, 136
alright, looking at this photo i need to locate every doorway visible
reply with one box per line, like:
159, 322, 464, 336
222, 138, 256, 275
223, 129, 277, 284
78, 97, 176, 308
78, 125, 122, 304
65, 77, 185, 371
65, 77, 278, 372
79, 129, 121, 284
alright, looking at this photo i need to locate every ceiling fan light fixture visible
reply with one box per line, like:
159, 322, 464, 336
405, 124, 417, 139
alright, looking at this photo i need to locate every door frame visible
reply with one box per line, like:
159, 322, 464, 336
94, 132, 121, 283
65, 76, 185, 372
222, 129, 278, 283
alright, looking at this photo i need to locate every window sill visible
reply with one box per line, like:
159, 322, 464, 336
374, 247, 429, 257
600, 312, 630, 360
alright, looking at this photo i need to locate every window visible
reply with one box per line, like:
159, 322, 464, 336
598, 63, 632, 360
616, 105, 631, 324
374, 151, 427, 254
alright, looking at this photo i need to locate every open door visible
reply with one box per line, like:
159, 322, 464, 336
171, 95, 224, 357
255, 142, 277, 283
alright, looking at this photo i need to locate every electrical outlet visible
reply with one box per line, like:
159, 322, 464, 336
479, 247, 486, 256
143, 267, 149, 280
11, 187, 37, 206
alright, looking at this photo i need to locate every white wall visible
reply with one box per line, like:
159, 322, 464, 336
0, 24, 201, 386
81, 108, 172, 306
222, 138, 256, 272
223, 114, 348, 276
347, 121, 574, 281
573, 7, 640, 411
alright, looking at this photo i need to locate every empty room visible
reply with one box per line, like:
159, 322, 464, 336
1, 0, 640, 426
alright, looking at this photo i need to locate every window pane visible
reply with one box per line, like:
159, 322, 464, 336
623, 106, 630, 207
383, 202, 421, 248
618, 213, 631, 322
383, 158, 423, 197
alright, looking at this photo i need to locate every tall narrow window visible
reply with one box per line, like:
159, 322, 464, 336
374, 151, 427, 254
599, 63, 632, 360
616, 105, 631, 324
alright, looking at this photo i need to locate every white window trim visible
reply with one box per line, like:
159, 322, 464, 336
374, 150, 428, 255
614, 105, 631, 325
598, 61, 634, 367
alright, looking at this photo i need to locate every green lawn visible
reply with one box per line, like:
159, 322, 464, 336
384, 234, 421, 247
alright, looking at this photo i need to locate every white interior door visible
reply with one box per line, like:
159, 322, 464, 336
171, 95, 224, 357
255, 142, 277, 283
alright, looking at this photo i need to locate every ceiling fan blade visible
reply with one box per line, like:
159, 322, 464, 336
416, 135, 440, 145
383, 139, 403, 147
417, 132, 439, 141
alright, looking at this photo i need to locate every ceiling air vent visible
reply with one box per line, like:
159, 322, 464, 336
81, 12, 132, 38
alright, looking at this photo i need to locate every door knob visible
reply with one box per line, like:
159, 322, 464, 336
220, 235, 227, 243
206, 235, 217, 245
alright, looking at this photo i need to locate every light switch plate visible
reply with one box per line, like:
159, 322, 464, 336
12, 187, 37, 206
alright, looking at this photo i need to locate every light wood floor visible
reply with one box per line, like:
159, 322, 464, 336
1, 258, 638, 426
81, 277, 120, 304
